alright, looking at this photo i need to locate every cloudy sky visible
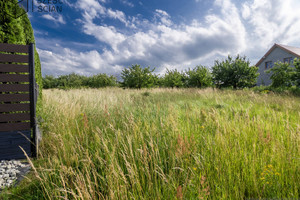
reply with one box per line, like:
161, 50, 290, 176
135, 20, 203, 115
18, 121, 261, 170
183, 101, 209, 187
28, 0, 300, 77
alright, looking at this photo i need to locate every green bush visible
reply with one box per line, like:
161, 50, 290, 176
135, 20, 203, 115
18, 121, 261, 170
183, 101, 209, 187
252, 85, 300, 96
293, 58, 300, 87
42, 73, 117, 89
121, 64, 156, 89
85, 74, 117, 88
267, 62, 295, 88
212, 55, 259, 89
163, 69, 186, 88
154, 76, 165, 87
186, 65, 212, 88
42, 75, 58, 89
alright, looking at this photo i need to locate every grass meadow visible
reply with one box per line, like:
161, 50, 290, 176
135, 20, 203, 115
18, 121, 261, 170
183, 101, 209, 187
1, 88, 299, 199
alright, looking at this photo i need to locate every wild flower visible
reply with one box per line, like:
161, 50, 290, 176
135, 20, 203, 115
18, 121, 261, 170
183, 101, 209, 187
259, 132, 272, 144
176, 186, 183, 200
175, 134, 195, 158
261, 90, 270, 94
199, 176, 210, 199
104, 104, 110, 117
82, 113, 89, 129
260, 164, 282, 196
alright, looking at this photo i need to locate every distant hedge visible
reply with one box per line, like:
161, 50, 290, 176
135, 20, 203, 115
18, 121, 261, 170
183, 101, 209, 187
119, 58, 258, 89
43, 73, 118, 89
42, 57, 259, 90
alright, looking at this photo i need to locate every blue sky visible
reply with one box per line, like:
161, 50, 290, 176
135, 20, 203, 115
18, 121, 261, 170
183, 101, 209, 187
28, 0, 300, 77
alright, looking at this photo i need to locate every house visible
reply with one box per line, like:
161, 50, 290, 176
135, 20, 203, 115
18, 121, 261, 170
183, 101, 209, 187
256, 43, 300, 86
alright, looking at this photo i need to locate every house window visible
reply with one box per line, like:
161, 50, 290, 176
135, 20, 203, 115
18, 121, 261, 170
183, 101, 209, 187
283, 57, 293, 64
265, 61, 273, 69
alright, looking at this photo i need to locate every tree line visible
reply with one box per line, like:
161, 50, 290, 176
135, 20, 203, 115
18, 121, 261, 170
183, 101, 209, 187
43, 73, 118, 89
43, 55, 300, 90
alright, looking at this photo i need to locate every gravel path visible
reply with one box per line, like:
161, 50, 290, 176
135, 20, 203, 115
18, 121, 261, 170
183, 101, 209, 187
0, 160, 31, 190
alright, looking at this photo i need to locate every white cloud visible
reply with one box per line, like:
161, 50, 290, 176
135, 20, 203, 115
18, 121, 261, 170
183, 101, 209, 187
83, 22, 126, 49
39, 0, 300, 76
240, 0, 300, 63
42, 14, 66, 24
120, 0, 134, 7
76, 0, 131, 26
40, 0, 247, 76
106, 9, 128, 26
76, 0, 106, 21
37, 47, 122, 76
154, 9, 173, 26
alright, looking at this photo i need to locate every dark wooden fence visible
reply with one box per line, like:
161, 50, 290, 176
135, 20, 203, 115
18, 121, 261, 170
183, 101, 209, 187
0, 43, 37, 160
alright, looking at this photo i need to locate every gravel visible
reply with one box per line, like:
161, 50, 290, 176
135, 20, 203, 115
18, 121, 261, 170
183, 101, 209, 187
0, 160, 31, 190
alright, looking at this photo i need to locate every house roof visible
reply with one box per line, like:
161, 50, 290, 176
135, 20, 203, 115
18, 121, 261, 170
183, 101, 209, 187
255, 43, 300, 66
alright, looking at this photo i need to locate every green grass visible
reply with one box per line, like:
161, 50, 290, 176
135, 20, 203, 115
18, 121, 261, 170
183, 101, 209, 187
1, 88, 299, 199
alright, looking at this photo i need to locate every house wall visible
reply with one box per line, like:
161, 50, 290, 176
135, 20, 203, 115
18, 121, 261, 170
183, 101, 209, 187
257, 47, 297, 86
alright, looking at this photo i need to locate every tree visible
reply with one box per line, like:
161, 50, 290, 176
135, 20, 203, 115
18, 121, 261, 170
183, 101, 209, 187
212, 55, 259, 89
56, 73, 87, 88
293, 58, 300, 87
85, 74, 117, 88
0, 0, 43, 95
42, 75, 58, 89
121, 65, 156, 89
163, 69, 186, 88
186, 65, 212, 88
154, 75, 164, 87
267, 62, 295, 88
0, 1, 25, 44
42, 73, 118, 89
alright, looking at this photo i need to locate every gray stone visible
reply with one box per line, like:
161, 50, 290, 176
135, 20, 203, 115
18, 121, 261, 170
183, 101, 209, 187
0, 160, 31, 190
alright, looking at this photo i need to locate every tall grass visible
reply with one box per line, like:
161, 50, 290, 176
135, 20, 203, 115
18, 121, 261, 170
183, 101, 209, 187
2, 88, 299, 199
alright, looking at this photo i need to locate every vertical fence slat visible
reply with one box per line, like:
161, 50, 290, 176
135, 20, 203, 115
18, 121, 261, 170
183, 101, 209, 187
29, 43, 37, 158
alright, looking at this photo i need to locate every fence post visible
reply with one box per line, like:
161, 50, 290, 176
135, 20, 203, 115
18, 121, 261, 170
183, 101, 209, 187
29, 43, 37, 158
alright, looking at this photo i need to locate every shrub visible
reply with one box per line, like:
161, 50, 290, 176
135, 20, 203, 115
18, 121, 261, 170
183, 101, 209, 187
186, 65, 212, 88
266, 62, 295, 88
84, 74, 117, 88
212, 55, 259, 89
163, 69, 186, 88
121, 65, 156, 89
56, 73, 87, 89
154, 76, 165, 87
42, 73, 117, 89
293, 58, 300, 87
42, 75, 58, 89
